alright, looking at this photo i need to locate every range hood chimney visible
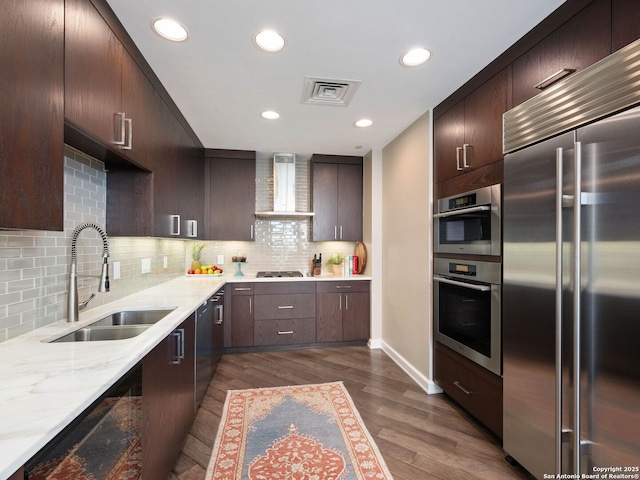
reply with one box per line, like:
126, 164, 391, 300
255, 153, 314, 218
273, 153, 296, 212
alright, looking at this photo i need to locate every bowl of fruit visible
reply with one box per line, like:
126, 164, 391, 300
186, 243, 223, 275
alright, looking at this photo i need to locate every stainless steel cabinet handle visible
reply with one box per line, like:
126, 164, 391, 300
335, 285, 351, 289
277, 330, 294, 335
339, 226, 343, 239
187, 220, 198, 238
339, 294, 342, 311
114, 112, 126, 145
123, 117, 133, 150
170, 215, 180, 236
278, 305, 294, 309
462, 143, 470, 168
534, 68, 576, 90
433, 205, 490, 218
453, 381, 472, 395
250, 224, 254, 239
249, 297, 252, 314
345, 294, 349, 310
334, 226, 338, 240
214, 305, 223, 324
171, 328, 184, 365
456, 146, 463, 171
235, 287, 252, 291
433, 275, 491, 292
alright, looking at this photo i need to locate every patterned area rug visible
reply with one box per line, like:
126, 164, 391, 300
205, 381, 394, 480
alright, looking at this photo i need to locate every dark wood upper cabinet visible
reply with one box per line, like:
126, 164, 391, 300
511, 0, 611, 107
311, 155, 363, 242
65, 0, 122, 148
65, 0, 156, 171
0, 0, 64, 231
434, 70, 507, 185
612, 0, 640, 52
205, 150, 256, 241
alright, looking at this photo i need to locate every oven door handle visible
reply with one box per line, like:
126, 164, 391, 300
433, 205, 490, 218
433, 275, 491, 292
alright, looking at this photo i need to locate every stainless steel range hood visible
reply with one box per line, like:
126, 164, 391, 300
255, 153, 314, 217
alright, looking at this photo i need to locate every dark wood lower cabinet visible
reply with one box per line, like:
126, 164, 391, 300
316, 281, 371, 343
228, 283, 255, 348
434, 341, 503, 438
143, 315, 195, 479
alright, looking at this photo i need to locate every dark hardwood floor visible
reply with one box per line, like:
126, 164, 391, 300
170, 346, 532, 480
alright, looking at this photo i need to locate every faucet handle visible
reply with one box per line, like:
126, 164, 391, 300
79, 293, 96, 311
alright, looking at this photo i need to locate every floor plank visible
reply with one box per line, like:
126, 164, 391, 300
172, 346, 532, 480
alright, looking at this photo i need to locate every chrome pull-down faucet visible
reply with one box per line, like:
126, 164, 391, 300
67, 222, 110, 322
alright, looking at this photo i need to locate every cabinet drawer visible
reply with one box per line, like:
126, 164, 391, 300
254, 281, 315, 295
229, 283, 254, 295
254, 318, 316, 346
316, 280, 370, 294
254, 294, 316, 320
434, 343, 502, 438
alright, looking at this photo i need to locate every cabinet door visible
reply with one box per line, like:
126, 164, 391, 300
316, 293, 342, 342
462, 69, 508, 172
143, 315, 195, 479
206, 154, 256, 240
433, 100, 465, 183
312, 162, 339, 241
612, 0, 640, 52
0, 0, 64, 231
120, 51, 156, 171
231, 295, 254, 347
65, 0, 123, 147
337, 163, 363, 241
312, 159, 363, 241
511, 0, 611, 106
342, 292, 370, 341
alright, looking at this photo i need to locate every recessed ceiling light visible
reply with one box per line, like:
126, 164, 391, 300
355, 119, 373, 128
261, 110, 280, 120
254, 30, 286, 52
152, 18, 188, 42
400, 48, 431, 67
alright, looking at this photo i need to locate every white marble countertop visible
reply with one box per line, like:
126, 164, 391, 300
0, 273, 370, 478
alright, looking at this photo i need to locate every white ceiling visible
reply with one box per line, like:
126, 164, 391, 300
106, 0, 566, 156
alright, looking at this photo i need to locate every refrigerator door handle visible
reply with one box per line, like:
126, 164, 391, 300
555, 147, 564, 474
573, 141, 583, 475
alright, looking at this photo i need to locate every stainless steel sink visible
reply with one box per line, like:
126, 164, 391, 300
90, 308, 175, 327
51, 325, 151, 343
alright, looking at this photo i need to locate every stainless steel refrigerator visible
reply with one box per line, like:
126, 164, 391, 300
502, 40, 640, 479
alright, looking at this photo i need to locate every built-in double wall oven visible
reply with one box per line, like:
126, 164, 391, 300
433, 184, 502, 376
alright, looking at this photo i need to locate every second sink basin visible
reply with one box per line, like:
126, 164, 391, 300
90, 308, 176, 327
52, 325, 151, 342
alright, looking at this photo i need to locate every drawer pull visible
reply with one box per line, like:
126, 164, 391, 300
534, 68, 576, 90
235, 287, 252, 291
336, 285, 352, 289
277, 330, 294, 335
453, 381, 472, 395
278, 305, 294, 309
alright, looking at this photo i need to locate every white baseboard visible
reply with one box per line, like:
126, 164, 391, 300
378, 340, 443, 395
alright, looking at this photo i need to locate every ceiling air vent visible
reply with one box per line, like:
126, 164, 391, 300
301, 76, 362, 106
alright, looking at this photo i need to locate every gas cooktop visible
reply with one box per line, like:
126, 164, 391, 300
256, 271, 304, 278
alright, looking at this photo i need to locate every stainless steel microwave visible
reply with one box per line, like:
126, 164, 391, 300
434, 184, 501, 256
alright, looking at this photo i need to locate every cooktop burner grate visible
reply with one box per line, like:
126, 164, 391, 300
256, 271, 304, 278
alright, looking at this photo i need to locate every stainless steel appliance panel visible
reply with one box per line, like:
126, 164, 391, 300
503, 131, 575, 479
577, 108, 640, 469
504, 106, 640, 477
434, 184, 501, 256
434, 258, 502, 376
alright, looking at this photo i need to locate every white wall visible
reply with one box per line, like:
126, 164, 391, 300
379, 110, 439, 393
